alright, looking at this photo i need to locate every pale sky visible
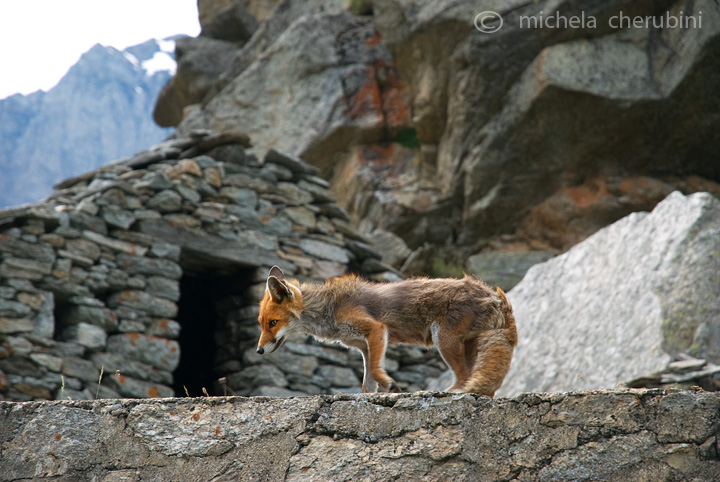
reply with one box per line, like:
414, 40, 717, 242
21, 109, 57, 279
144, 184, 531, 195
0, 1, 201, 99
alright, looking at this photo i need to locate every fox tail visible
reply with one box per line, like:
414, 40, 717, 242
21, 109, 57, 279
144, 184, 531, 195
496, 287, 518, 347
461, 287, 517, 397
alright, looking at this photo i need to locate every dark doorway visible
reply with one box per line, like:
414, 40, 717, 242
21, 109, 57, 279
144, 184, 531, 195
173, 272, 252, 396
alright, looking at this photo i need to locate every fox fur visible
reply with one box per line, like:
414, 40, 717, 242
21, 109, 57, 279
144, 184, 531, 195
257, 266, 517, 397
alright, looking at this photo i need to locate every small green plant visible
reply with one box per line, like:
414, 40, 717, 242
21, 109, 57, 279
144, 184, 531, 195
60, 375, 68, 400
432, 255, 465, 278
395, 127, 421, 149
347, 0, 373, 15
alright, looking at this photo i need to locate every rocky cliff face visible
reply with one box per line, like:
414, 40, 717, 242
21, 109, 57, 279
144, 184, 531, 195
1, 390, 718, 481
0, 40, 174, 208
155, 0, 720, 282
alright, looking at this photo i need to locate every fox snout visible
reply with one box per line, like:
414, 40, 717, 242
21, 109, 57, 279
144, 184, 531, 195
256, 332, 286, 356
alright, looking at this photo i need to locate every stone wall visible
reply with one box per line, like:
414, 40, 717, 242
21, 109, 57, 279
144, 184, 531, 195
0, 131, 446, 402
1, 389, 718, 481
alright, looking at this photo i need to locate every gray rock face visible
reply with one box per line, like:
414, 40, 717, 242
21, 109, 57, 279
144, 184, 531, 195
498, 192, 720, 396
174, 8, 411, 171
0, 389, 718, 481
374, 0, 720, 246
154, 0, 720, 282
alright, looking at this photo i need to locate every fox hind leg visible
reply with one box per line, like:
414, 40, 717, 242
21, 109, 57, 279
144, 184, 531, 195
462, 329, 514, 397
431, 322, 471, 391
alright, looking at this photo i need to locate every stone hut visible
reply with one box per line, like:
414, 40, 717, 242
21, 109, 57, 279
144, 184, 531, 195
0, 131, 445, 401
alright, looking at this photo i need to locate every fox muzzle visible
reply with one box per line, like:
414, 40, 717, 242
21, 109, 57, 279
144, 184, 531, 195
256, 335, 286, 355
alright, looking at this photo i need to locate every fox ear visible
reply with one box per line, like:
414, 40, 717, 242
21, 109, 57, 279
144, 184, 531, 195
267, 275, 293, 303
268, 265, 285, 281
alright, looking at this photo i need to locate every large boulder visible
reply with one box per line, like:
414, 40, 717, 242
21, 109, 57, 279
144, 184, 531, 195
498, 192, 720, 396
197, 0, 258, 42
153, 36, 239, 127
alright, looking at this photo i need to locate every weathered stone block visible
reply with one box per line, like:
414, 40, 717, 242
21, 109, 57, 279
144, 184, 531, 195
83, 230, 148, 256
265, 149, 319, 175
57, 249, 95, 268
282, 206, 316, 229
3, 336, 33, 356
107, 291, 177, 318
61, 356, 100, 384
0, 299, 32, 318
146, 276, 180, 301
0, 318, 34, 334
149, 240, 181, 261
107, 333, 180, 372
243, 346, 318, 377
146, 319, 181, 339
39, 277, 91, 298
227, 364, 288, 390
108, 373, 174, 398
16, 292, 45, 311
0, 355, 43, 378
68, 211, 107, 234
284, 342, 351, 366
165, 159, 202, 179
219, 186, 257, 208
115, 253, 182, 279
60, 305, 118, 332
137, 172, 173, 190
14, 382, 52, 400
0, 235, 56, 263
314, 365, 360, 388
147, 190, 183, 213
299, 239, 350, 264
297, 179, 336, 203
29, 353, 63, 373
1, 257, 53, 280
46, 340, 85, 358
56, 387, 93, 401
60, 323, 107, 351
91, 352, 173, 385
100, 205, 136, 230
275, 182, 313, 205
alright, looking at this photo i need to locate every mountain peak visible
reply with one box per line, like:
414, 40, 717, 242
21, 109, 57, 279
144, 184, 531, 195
0, 39, 175, 207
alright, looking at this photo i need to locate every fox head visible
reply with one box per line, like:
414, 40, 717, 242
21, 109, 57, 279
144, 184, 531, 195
257, 265, 303, 355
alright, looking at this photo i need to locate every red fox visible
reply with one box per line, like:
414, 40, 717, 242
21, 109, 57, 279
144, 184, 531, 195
257, 266, 517, 396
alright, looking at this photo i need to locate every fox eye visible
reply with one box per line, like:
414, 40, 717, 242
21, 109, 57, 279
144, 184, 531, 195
269, 320, 278, 328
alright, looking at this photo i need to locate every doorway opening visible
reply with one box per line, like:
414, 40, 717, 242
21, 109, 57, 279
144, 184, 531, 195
173, 271, 254, 396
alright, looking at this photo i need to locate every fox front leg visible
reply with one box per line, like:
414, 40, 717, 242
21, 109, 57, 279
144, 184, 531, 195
345, 340, 379, 392
337, 307, 398, 392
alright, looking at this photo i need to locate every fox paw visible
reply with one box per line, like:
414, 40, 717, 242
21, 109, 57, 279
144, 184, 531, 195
385, 381, 402, 393
389, 383, 402, 393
